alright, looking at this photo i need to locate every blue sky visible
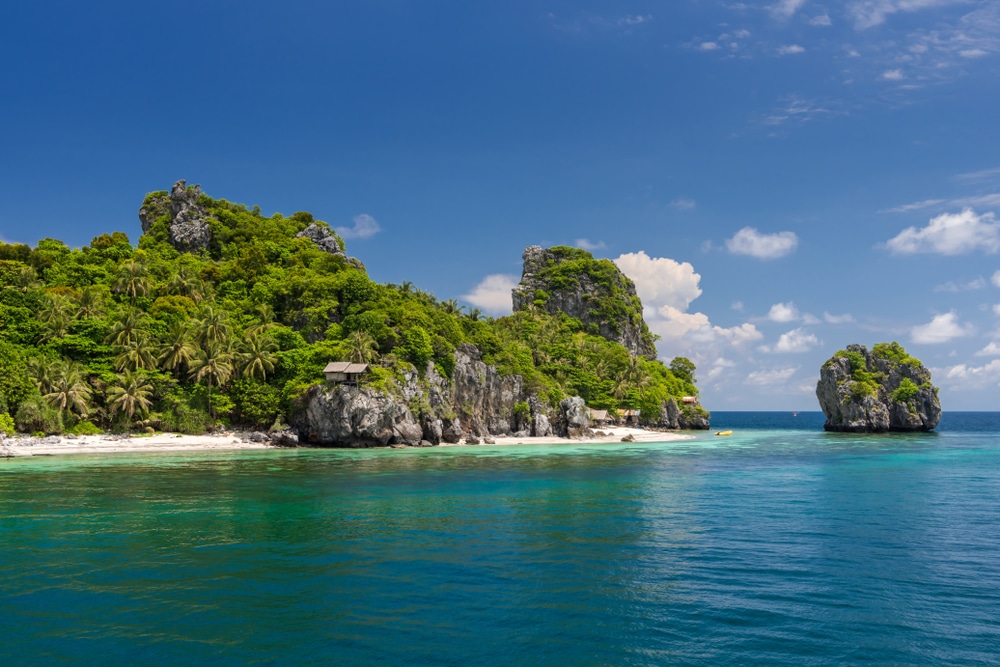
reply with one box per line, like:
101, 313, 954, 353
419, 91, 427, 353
2, 1, 1000, 410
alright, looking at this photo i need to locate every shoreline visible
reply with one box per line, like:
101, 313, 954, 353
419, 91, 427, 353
0, 427, 693, 458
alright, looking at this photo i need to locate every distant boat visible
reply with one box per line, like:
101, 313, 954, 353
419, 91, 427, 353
792, 411, 798, 417
715, 430, 733, 436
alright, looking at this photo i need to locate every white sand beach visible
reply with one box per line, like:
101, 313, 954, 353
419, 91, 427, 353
473, 426, 693, 447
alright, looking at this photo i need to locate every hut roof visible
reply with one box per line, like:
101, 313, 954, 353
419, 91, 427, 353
589, 409, 609, 421
323, 362, 369, 374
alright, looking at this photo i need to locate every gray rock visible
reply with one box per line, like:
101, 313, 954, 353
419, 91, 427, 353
249, 432, 268, 443
291, 385, 423, 447
138, 179, 212, 252
421, 415, 443, 445
816, 343, 941, 433
270, 431, 299, 447
511, 245, 657, 358
295, 223, 344, 256
465, 435, 481, 445
483, 436, 495, 444
559, 396, 590, 438
442, 419, 463, 444
451, 343, 525, 436
416, 440, 436, 448
512, 430, 530, 438
621, 434, 635, 442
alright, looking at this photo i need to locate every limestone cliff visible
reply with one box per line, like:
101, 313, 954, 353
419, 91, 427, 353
291, 343, 571, 447
511, 246, 657, 358
139, 180, 212, 252
816, 343, 941, 433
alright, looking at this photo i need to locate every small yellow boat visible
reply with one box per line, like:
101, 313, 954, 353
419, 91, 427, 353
715, 430, 733, 436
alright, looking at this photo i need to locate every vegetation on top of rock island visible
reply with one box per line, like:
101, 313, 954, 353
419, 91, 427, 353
0, 185, 700, 435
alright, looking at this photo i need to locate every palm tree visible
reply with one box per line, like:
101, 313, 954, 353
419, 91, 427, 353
43, 362, 92, 417
167, 262, 204, 302
189, 341, 234, 418
27, 357, 57, 395
107, 371, 153, 421
157, 322, 196, 376
113, 259, 150, 301
114, 335, 157, 372
13, 266, 42, 291
247, 304, 277, 337
195, 305, 231, 349
75, 286, 105, 319
239, 333, 277, 381
346, 330, 379, 364
105, 309, 149, 346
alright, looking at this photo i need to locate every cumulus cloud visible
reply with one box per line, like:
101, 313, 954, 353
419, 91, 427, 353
809, 14, 833, 26
882, 69, 904, 80
614, 251, 703, 311
975, 342, 1000, 356
885, 209, 1000, 255
778, 44, 806, 55
933, 359, 1000, 389
768, 302, 800, 322
824, 311, 855, 324
461, 274, 518, 315
911, 311, 974, 344
698, 41, 721, 51
761, 328, 820, 353
745, 367, 799, 386
575, 238, 606, 251
335, 213, 381, 240
725, 227, 799, 259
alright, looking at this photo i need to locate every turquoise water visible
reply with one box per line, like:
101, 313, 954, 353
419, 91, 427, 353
2, 414, 1000, 665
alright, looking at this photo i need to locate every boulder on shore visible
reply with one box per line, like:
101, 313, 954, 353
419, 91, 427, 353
816, 342, 941, 433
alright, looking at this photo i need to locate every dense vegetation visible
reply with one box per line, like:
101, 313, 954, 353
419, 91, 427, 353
0, 186, 699, 435
827, 342, 932, 403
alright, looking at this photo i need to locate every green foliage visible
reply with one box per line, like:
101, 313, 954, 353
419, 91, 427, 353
402, 326, 434, 370
231, 378, 281, 428
891, 378, 919, 403
669, 357, 696, 384
0, 412, 15, 435
67, 420, 103, 435
15, 395, 64, 434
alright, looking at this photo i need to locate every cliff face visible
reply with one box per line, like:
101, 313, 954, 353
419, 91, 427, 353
139, 180, 213, 252
511, 246, 657, 358
816, 343, 941, 433
291, 343, 566, 447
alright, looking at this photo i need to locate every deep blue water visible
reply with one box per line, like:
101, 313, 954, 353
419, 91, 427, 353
2, 414, 1000, 665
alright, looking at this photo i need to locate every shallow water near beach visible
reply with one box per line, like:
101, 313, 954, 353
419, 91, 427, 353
2, 412, 999, 665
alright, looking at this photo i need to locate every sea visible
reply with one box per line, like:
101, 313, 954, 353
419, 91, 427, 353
2, 412, 999, 666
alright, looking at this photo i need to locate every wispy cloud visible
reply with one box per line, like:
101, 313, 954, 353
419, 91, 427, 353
824, 312, 856, 324
934, 277, 986, 292
771, 0, 807, 18
745, 366, 799, 385
575, 238, 606, 251
777, 44, 806, 55
882, 69, 904, 80
956, 166, 1000, 182
761, 95, 844, 127
809, 14, 833, 26
726, 227, 799, 259
335, 213, 381, 240
885, 208, 1000, 255
697, 41, 721, 51
670, 198, 697, 210
883, 199, 946, 213
848, 0, 966, 30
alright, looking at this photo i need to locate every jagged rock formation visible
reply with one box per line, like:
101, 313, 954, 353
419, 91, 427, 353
292, 343, 539, 447
139, 180, 212, 252
296, 222, 344, 256
816, 343, 941, 433
654, 398, 711, 430
512, 246, 657, 358
557, 396, 591, 438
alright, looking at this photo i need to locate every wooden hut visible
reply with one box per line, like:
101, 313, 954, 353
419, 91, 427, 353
323, 361, 369, 385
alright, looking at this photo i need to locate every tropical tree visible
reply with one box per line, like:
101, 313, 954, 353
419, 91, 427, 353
105, 309, 149, 347
114, 335, 157, 372
113, 259, 150, 300
43, 362, 92, 417
346, 330, 379, 364
189, 341, 234, 418
157, 322, 196, 376
167, 262, 204, 302
239, 333, 277, 381
27, 357, 57, 396
195, 305, 231, 349
75, 286, 106, 319
107, 371, 153, 422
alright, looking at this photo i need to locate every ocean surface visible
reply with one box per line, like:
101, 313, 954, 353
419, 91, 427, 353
2, 412, 999, 666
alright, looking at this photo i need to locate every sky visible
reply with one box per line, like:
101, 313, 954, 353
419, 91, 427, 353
2, 0, 1000, 410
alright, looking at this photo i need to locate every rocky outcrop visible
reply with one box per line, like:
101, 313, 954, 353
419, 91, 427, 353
138, 180, 213, 252
643, 398, 711, 430
296, 223, 344, 256
451, 343, 524, 436
556, 396, 591, 438
511, 245, 657, 358
816, 343, 941, 433
293, 384, 424, 447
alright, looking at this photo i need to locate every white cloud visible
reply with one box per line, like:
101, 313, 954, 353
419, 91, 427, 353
745, 367, 799, 386
883, 198, 946, 213
934, 277, 986, 292
778, 44, 806, 55
809, 14, 833, 26
698, 41, 721, 51
734, 29, 751, 38
335, 213, 381, 240
994, 303, 1000, 316
911, 311, 974, 344
461, 274, 518, 315
824, 311, 855, 324
957, 167, 1000, 182
614, 251, 703, 311
725, 227, 799, 259
882, 69, 904, 80
575, 238, 606, 251
849, 0, 964, 30
619, 14, 652, 26
762, 95, 841, 127
768, 301, 800, 322
993, 270, 1000, 287
771, 0, 807, 18
760, 327, 820, 353
975, 342, 1000, 356
732, 301, 744, 311
961, 48, 989, 58
670, 198, 697, 210
885, 209, 1000, 255
933, 359, 1000, 389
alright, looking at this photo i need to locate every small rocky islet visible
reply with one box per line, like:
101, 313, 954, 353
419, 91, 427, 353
816, 342, 941, 433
